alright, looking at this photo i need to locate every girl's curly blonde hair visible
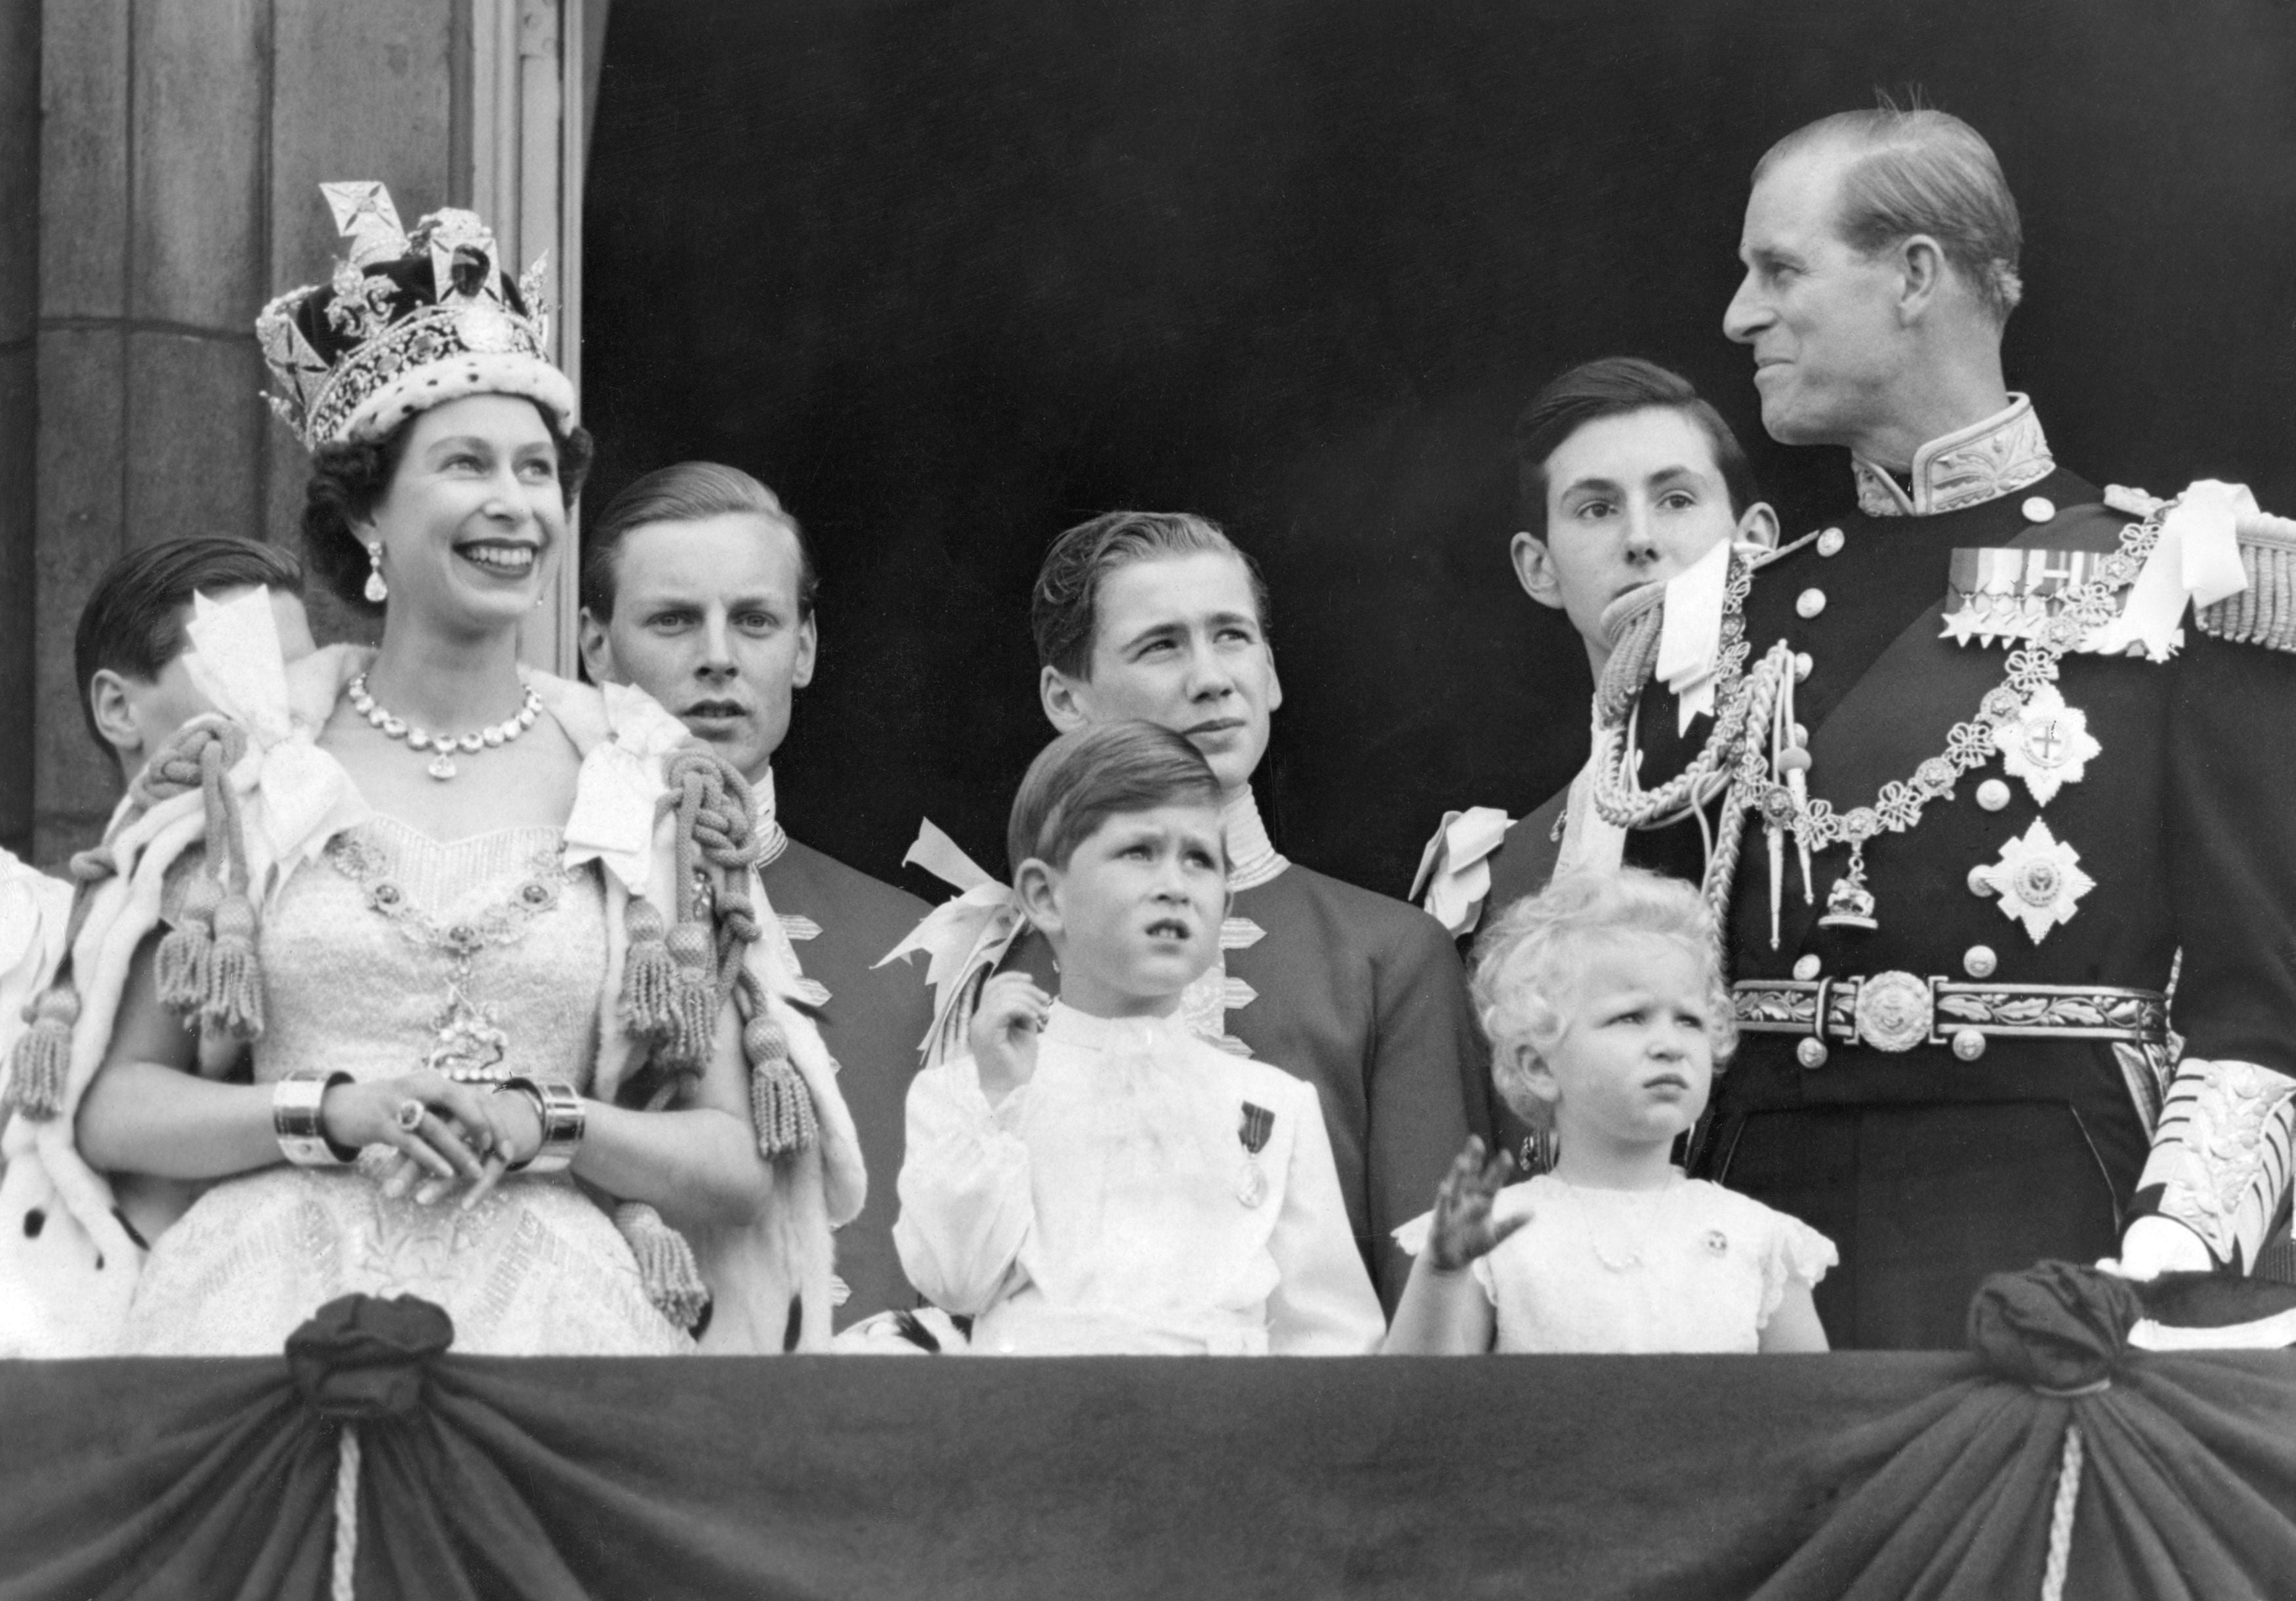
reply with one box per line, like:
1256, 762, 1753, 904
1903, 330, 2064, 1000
1470, 868, 1738, 1130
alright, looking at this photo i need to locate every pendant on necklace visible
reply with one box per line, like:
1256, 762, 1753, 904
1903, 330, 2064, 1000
428, 754, 457, 781
424, 981, 509, 1081
1816, 848, 1879, 932
1585, 1207, 1647, 1271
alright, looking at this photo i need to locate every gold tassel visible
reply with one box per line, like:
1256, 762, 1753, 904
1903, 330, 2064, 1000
617, 898, 679, 1044
5, 986, 79, 1120
663, 921, 718, 1073
201, 890, 264, 1039
613, 1200, 709, 1330
155, 874, 222, 1016
745, 1014, 817, 1158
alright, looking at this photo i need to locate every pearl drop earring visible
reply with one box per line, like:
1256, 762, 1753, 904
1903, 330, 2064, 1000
364, 541, 388, 604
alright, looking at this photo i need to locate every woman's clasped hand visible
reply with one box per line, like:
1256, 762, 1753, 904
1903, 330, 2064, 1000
316, 1072, 546, 1209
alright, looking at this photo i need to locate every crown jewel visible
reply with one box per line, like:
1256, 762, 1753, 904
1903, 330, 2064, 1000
258, 182, 573, 451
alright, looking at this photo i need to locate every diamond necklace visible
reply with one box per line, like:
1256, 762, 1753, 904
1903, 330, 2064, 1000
348, 672, 543, 781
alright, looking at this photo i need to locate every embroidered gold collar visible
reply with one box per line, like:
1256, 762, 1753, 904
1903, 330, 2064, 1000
1853, 394, 2055, 518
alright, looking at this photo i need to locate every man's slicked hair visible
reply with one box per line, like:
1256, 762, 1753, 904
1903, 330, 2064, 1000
582, 461, 819, 621
73, 535, 305, 759
1513, 356, 1756, 536
1758, 100, 2024, 326
1032, 510, 1271, 682
1006, 720, 1225, 879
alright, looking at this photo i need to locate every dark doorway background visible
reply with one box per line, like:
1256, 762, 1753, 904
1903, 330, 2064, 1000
583, 0, 2296, 902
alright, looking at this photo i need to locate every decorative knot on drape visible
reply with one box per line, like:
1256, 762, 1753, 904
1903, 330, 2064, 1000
1967, 1258, 2141, 1396
287, 1295, 457, 1601
1963, 1262, 2144, 1601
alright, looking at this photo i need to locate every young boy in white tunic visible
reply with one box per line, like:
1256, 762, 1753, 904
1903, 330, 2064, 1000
894, 721, 1385, 1355
1385, 869, 1834, 1354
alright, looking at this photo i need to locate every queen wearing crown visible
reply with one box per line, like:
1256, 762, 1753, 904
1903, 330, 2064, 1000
0, 184, 864, 1357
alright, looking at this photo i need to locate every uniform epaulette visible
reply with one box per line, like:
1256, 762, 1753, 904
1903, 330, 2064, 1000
2196, 509, 2296, 652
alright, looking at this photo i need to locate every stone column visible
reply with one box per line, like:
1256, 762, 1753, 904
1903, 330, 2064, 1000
31, 0, 455, 862
0, 1, 39, 859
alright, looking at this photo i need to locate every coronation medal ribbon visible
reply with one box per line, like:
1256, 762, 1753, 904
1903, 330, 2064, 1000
1237, 1102, 1275, 1208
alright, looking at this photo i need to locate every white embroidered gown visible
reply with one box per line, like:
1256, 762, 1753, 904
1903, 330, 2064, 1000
119, 818, 689, 1356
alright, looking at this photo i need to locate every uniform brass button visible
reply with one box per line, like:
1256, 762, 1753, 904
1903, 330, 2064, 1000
1977, 778, 2011, 812
1792, 954, 1821, 980
1816, 528, 1845, 557
1794, 651, 1813, 682
1951, 1028, 1988, 1062
1797, 588, 1827, 619
2022, 495, 2057, 524
1969, 863, 1996, 896
1963, 944, 1998, 978
1797, 1037, 1829, 1070
1792, 722, 1809, 748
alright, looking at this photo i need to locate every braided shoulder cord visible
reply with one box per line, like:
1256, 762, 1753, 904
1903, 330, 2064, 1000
1590, 557, 1759, 831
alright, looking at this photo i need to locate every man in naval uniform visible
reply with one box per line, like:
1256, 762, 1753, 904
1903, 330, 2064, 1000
892, 511, 1488, 1311
1614, 106, 2296, 1347
579, 461, 935, 1327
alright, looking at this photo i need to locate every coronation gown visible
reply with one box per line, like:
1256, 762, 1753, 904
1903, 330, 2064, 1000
119, 816, 689, 1356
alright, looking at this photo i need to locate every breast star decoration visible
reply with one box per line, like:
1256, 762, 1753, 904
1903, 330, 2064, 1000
1997, 684, 2101, 806
1972, 818, 2096, 943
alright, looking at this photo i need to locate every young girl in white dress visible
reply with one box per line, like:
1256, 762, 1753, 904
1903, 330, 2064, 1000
894, 721, 1385, 1356
1385, 869, 1834, 1354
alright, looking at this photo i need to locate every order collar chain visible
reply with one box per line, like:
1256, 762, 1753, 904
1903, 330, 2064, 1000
1589, 497, 2163, 944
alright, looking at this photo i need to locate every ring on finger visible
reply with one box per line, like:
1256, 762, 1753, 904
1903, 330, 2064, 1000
395, 1098, 428, 1133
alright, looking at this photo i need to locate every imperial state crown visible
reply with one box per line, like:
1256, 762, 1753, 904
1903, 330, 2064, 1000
256, 181, 573, 451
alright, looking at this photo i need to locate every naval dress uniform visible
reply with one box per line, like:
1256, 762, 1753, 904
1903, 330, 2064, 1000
891, 787, 1489, 1314
750, 774, 937, 1326
1610, 397, 2296, 1349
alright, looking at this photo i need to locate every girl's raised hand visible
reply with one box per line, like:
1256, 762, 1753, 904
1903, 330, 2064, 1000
970, 972, 1051, 1104
1427, 1136, 1526, 1272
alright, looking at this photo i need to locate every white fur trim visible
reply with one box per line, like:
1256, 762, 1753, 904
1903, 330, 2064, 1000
339, 353, 575, 445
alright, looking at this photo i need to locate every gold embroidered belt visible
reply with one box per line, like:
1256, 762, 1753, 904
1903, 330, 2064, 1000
1732, 974, 2167, 1064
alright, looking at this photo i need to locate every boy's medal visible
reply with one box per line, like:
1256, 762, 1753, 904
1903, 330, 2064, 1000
1237, 1102, 1274, 1207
